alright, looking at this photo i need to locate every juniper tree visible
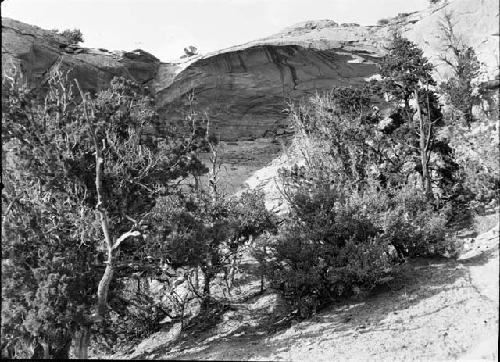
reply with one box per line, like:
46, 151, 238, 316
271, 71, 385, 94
50, 28, 84, 45
380, 34, 444, 200
1, 70, 205, 358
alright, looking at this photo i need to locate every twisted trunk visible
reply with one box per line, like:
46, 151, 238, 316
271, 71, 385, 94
194, 266, 199, 290
75, 79, 113, 359
202, 269, 213, 311
227, 253, 237, 292
260, 243, 266, 293
203, 268, 212, 297
96, 252, 114, 318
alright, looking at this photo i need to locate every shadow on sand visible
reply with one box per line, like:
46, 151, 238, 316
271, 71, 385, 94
128, 247, 498, 360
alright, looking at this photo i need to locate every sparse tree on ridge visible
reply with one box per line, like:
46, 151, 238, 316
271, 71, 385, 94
182, 45, 199, 58
51, 28, 84, 45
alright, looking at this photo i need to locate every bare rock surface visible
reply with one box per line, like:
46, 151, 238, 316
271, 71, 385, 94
403, 0, 500, 81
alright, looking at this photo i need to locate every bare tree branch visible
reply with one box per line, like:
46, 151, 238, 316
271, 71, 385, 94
111, 230, 141, 252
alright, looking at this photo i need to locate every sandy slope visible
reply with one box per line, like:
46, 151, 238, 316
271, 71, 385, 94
117, 211, 498, 361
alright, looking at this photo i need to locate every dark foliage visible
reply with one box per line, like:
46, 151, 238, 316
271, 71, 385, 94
1, 71, 206, 358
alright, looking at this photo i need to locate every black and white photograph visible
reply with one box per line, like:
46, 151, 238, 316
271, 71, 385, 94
1, 0, 499, 359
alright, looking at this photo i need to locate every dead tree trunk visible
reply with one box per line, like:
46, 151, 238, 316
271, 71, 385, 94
96, 252, 114, 318
194, 266, 199, 290
260, 243, 266, 294
414, 89, 433, 201
227, 252, 238, 292
202, 268, 213, 307
74, 79, 140, 359
203, 126, 218, 307
77, 78, 115, 322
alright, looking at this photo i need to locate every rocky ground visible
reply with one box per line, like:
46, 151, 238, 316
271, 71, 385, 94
107, 209, 499, 361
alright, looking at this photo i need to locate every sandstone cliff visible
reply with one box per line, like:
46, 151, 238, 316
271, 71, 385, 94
153, 42, 382, 140
152, 0, 498, 140
2, 0, 498, 141
2, 17, 160, 94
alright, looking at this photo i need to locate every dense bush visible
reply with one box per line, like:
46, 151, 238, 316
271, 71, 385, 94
266, 185, 393, 317
381, 187, 449, 257
62, 29, 83, 44
182, 45, 199, 58
90, 280, 171, 355
2, 72, 100, 358
266, 181, 450, 317
145, 184, 275, 308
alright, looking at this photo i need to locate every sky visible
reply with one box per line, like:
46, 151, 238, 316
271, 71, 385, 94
2, 0, 428, 61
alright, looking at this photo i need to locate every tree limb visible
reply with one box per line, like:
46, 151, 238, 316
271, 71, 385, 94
111, 230, 141, 252
75, 79, 113, 253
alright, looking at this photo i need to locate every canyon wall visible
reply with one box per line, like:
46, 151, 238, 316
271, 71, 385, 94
2, 0, 499, 180
153, 44, 381, 140
3, 0, 498, 142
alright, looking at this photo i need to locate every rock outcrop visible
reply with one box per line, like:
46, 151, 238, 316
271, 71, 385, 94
3, 0, 498, 141
2, 18, 160, 94
151, 0, 499, 140
153, 43, 382, 140
403, 0, 499, 81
